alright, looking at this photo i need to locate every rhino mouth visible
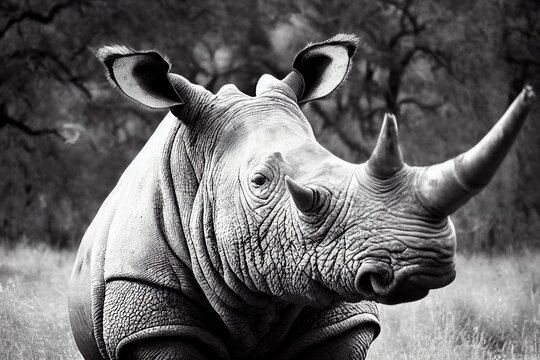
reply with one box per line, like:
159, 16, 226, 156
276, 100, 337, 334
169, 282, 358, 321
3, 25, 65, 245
354, 263, 456, 304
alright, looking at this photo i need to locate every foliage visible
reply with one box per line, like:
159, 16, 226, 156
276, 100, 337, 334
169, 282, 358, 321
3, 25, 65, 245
0, 0, 539, 249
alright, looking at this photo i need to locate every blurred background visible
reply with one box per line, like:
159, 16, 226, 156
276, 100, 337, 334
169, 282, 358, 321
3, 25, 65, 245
1, 1, 540, 359
1, 0, 539, 251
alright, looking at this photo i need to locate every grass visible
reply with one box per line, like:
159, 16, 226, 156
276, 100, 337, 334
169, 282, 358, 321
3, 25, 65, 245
0, 245, 81, 360
367, 251, 540, 360
0, 245, 538, 360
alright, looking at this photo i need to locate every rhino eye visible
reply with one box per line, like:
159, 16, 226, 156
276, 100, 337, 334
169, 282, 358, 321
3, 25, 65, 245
248, 164, 275, 198
251, 173, 268, 187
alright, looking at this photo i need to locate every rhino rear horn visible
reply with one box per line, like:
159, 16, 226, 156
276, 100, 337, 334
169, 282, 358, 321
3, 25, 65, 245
417, 86, 536, 215
285, 177, 324, 213
368, 113, 404, 178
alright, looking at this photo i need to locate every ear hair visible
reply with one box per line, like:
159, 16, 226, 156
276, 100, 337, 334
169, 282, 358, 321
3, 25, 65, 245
96, 44, 138, 62
300, 33, 361, 59
96, 45, 172, 92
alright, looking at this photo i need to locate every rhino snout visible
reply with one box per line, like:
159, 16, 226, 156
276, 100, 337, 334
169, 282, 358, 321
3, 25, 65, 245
354, 258, 456, 304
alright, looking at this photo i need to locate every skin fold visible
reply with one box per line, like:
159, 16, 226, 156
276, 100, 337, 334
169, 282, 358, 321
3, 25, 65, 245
68, 34, 534, 360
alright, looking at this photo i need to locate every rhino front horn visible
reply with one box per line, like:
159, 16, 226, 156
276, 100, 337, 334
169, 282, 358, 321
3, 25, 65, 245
285, 176, 322, 213
368, 113, 404, 178
417, 86, 536, 215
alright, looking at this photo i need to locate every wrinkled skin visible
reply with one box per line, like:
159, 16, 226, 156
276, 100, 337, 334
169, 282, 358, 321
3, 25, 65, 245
68, 35, 533, 360
209, 89, 455, 307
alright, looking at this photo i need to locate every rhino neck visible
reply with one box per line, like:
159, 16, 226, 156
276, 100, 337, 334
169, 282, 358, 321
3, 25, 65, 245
161, 114, 206, 267
182, 176, 304, 358
170, 107, 312, 357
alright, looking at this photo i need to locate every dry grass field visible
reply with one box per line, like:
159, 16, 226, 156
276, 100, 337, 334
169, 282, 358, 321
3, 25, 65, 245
0, 245, 81, 360
0, 245, 538, 360
368, 251, 540, 360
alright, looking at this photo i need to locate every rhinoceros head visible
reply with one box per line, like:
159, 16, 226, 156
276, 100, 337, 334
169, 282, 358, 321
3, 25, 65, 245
97, 35, 534, 306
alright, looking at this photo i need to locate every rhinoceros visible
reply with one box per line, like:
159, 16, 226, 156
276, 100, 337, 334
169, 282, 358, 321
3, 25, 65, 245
68, 34, 535, 360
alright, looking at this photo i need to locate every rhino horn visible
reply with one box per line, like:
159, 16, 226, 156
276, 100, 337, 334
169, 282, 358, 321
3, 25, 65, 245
285, 176, 322, 213
368, 113, 404, 178
417, 86, 536, 215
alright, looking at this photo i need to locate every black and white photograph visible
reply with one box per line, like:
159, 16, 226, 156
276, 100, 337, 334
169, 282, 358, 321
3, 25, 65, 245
1, 1, 539, 359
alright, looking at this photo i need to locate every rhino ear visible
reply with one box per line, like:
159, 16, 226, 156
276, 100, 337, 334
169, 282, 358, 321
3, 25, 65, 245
293, 34, 359, 104
96, 45, 184, 109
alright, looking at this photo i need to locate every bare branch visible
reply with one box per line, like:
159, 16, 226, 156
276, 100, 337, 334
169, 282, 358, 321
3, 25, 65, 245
37, 51, 92, 99
401, 45, 452, 73
9, 48, 92, 98
506, 56, 540, 67
364, 106, 387, 120
0, 0, 80, 39
310, 102, 372, 158
0, 104, 66, 141
398, 97, 444, 111
386, 0, 427, 49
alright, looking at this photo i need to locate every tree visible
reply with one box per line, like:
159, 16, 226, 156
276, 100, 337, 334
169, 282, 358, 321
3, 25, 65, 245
0, 0, 279, 246
0, 0, 538, 250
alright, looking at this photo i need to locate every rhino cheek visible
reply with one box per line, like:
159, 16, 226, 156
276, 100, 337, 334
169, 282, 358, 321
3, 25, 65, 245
250, 208, 347, 306
212, 192, 310, 301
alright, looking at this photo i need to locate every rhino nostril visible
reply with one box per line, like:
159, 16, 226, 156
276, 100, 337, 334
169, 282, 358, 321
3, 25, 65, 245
355, 264, 394, 298
355, 271, 375, 296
